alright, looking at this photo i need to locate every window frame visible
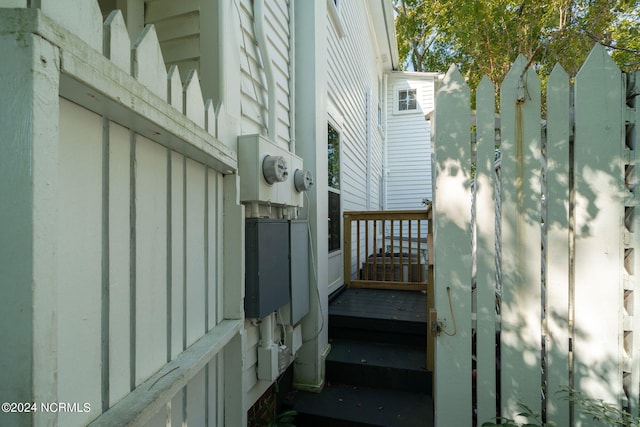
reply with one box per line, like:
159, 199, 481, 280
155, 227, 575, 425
397, 88, 418, 112
327, 122, 342, 253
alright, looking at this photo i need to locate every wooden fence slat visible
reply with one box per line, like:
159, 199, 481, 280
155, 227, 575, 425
499, 54, 542, 422
171, 152, 185, 359
183, 69, 206, 128
132, 25, 168, 101
475, 75, 497, 424
185, 158, 207, 348
205, 99, 216, 137
41, 0, 102, 52
103, 10, 131, 74
168, 65, 183, 112
545, 63, 571, 426
135, 136, 168, 386
631, 70, 640, 418
207, 170, 218, 331
433, 64, 473, 427
57, 99, 103, 425
573, 44, 625, 417
109, 121, 132, 405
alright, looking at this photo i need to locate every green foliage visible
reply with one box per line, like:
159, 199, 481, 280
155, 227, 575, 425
394, 0, 640, 89
250, 401, 297, 427
481, 387, 640, 427
481, 402, 543, 427
558, 386, 640, 427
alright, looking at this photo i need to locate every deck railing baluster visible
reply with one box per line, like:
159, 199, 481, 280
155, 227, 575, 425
343, 209, 430, 291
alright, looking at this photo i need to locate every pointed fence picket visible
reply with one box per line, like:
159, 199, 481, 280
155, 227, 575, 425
432, 45, 639, 427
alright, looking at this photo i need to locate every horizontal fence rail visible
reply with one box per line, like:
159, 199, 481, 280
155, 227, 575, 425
343, 209, 432, 291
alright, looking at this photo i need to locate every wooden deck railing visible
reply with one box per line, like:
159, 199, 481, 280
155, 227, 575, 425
343, 208, 433, 291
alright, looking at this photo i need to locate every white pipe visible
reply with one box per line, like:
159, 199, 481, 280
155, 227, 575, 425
383, 73, 389, 209
366, 88, 372, 210
288, 0, 296, 153
250, 202, 260, 218
254, 0, 277, 142
260, 313, 274, 346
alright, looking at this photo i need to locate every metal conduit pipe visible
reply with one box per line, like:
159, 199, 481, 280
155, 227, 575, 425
254, 0, 277, 142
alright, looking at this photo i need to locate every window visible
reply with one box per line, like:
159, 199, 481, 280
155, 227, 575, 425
328, 124, 341, 252
398, 88, 417, 111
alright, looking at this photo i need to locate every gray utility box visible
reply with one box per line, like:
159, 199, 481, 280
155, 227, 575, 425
289, 220, 310, 324
245, 219, 291, 318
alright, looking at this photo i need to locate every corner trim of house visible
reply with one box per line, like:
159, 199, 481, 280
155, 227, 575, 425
293, 343, 331, 393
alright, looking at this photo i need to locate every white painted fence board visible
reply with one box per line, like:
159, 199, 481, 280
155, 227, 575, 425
223, 174, 245, 319
631, 70, 640, 418
545, 63, 571, 425
187, 368, 207, 427
171, 152, 185, 358
207, 170, 220, 330
89, 320, 242, 426
185, 158, 207, 347
135, 135, 168, 385
167, 65, 183, 112
57, 98, 102, 426
573, 44, 625, 417
433, 65, 473, 427
170, 389, 184, 426
205, 99, 216, 137
475, 75, 497, 424
499, 55, 542, 421
142, 406, 166, 427
108, 121, 132, 406
103, 10, 131, 74
132, 25, 168, 101
183, 69, 205, 128
41, 0, 102, 52
208, 356, 224, 426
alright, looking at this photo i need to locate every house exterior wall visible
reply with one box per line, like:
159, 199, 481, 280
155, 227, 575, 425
0, 1, 401, 425
385, 72, 437, 210
327, 1, 385, 213
237, 0, 291, 149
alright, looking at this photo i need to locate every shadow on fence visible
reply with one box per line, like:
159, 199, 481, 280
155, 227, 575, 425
432, 44, 639, 426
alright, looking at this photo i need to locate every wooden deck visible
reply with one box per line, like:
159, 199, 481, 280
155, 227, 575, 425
329, 287, 428, 324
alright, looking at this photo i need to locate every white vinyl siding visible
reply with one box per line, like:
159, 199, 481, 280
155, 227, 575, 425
386, 73, 435, 210
327, 1, 385, 213
238, 0, 291, 149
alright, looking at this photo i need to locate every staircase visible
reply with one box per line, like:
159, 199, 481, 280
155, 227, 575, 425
285, 288, 434, 427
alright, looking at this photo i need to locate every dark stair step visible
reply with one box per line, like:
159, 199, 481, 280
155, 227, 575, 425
327, 338, 431, 394
329, 314, 428, 347
285, 383, 433, 427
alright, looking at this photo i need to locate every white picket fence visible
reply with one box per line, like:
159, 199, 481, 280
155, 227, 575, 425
432, 44, 640, 426
0, 3, 245, 426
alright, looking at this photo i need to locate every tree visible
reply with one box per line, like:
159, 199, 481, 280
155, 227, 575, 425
394, 0, 640, 89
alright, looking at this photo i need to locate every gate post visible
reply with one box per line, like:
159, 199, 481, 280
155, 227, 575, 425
432, 65, 473, 426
